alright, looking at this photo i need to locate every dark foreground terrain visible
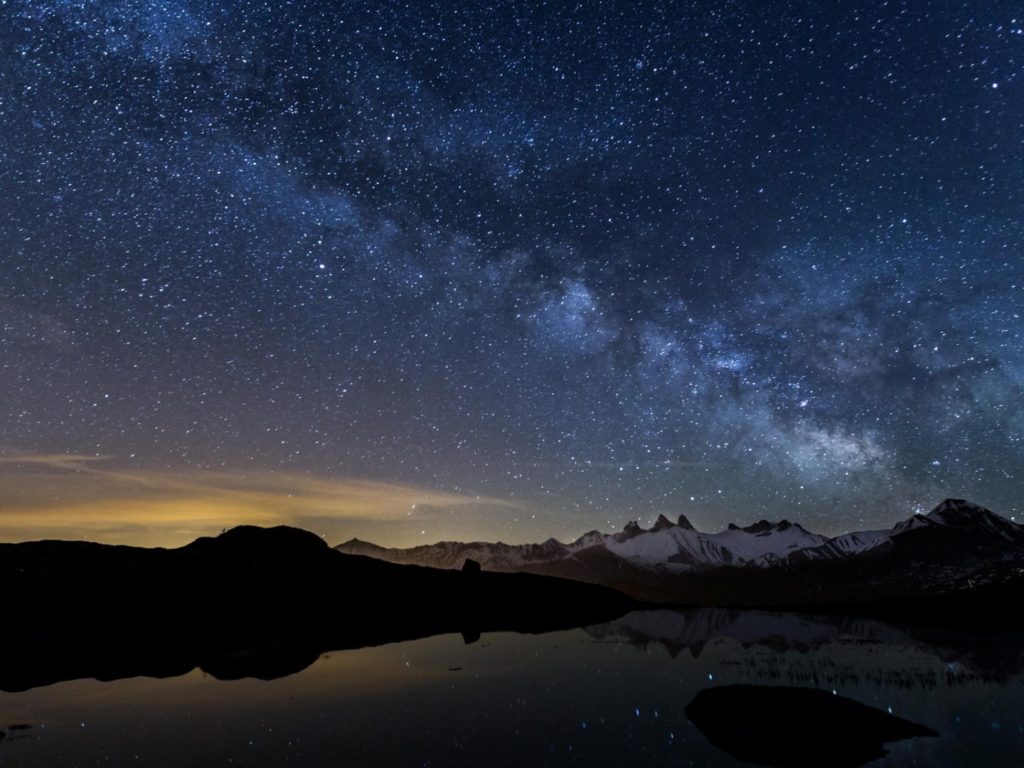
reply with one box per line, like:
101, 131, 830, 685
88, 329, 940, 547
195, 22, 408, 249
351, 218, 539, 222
0, 526, 634, 691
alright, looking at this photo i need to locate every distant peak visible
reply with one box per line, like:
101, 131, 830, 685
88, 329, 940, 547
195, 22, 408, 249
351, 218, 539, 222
335, 537, 385, 551
569, 530, 607, 551
652, 514, 675, 532
734, 520, 796, 535
928, 498, 986, 517
925, 498, 1013, 528
617, 520, 645, 540
676, 513, 695, 531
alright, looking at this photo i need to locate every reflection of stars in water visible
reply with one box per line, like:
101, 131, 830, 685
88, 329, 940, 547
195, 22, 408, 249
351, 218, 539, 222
1, 1, 1022, 540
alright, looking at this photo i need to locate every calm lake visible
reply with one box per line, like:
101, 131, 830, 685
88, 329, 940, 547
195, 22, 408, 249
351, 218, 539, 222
1, 609, 1022, 767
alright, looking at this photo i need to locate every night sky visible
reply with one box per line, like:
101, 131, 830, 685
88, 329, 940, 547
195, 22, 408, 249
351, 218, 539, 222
1, 1, 1022, 547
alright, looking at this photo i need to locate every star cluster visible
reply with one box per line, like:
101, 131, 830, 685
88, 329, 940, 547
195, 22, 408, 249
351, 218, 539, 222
1, 1, 1022, 542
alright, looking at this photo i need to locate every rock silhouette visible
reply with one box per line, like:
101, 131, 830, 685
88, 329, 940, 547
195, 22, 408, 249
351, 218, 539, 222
685, 684, 938, 767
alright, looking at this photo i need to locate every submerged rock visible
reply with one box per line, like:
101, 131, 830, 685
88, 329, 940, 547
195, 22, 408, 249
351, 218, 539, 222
685, 684, 937, 767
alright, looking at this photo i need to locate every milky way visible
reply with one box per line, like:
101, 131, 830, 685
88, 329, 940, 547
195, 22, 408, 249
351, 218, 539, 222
1, 1, 1022, 544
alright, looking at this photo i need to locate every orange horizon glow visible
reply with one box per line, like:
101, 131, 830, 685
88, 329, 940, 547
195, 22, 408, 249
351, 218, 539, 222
0, 451, 526, 549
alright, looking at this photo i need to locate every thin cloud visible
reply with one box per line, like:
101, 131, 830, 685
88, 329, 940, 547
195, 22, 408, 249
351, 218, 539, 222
0, 451, 115, 468
0, 453, 523, 547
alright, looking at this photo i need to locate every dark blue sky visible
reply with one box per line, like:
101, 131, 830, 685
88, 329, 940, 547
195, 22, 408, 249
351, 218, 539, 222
1, 1, 1022, 545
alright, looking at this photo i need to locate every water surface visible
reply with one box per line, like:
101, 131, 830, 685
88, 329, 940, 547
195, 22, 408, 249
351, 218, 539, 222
1, 609, 1022, 766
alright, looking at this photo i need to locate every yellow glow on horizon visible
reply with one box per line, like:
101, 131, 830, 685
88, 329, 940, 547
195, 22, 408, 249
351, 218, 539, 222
0, 451, 523, 548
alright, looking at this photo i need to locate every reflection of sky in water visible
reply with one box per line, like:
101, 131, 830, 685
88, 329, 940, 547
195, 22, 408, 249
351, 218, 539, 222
1, 612, 1022, 767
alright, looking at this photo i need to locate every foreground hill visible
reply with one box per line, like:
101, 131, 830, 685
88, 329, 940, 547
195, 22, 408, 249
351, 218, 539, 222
0, 525, 635, 691
337, 499, 1024, 622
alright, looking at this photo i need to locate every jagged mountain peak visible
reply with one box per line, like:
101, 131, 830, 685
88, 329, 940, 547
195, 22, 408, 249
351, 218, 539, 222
919, 498, 1023, 540
726, 519, 796, 535
676, 513, 695, 531
743, 520, 785, 535
931, 497, 984, 512
652, 514, 676, 532
572, 530, 605, 548
338, 537, 374, 547
927, 498, 996, 523
885, 498, 1019, 535
618, 520, 645, 539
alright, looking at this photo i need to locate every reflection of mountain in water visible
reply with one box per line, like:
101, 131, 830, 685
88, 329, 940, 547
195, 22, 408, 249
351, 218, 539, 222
0, 724, 33, 745
0, 525, 634, 692
686, 684, 938, 768
585, 609, 1024, 685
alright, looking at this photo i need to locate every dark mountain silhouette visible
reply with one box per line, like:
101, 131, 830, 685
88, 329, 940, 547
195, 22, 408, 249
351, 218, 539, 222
0, 525, 635, 692
337, 499, 1024, 624
686, 684, 937, 767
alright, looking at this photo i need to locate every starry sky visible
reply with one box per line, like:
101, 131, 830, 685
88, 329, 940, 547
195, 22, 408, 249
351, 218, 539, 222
1, 0, 1022, 547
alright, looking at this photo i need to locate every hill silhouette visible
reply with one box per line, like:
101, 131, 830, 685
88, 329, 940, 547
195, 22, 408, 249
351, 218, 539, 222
0, 525, 635, 692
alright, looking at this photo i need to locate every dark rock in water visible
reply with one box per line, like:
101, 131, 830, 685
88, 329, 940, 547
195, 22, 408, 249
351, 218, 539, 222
462, 558, 482, 573
0, 723, 32, 745
685, 684, 937, 768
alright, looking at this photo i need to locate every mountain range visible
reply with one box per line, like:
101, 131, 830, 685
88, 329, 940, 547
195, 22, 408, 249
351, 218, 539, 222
337, 499, 1024, 616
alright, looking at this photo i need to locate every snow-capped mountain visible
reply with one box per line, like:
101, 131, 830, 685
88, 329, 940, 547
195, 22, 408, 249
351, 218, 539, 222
921, 497, 1024, 541
788, 498, 1024, 564
602, 516, 829, 569
337, 512, 829, 573
337, 499, 1024, 613
335, 499, 1024, 579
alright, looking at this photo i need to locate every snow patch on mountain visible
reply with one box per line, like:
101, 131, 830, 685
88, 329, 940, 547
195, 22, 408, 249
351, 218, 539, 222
711, 521, 827, 564
335, 498, 1024, 575
791, 529, 891, 561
